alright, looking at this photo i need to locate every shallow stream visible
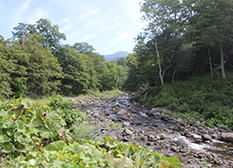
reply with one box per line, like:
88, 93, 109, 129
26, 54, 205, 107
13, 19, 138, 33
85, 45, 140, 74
76, 94, 233, 167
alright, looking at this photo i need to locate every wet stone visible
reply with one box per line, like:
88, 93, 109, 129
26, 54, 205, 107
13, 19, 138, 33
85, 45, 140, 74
220, 133, 233, 143
202, 134, 212, 142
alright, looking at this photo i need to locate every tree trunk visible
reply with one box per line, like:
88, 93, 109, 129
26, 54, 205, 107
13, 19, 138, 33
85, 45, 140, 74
155, 39, 164, 85
172, 69, 176, 82
219, 42, 226, 79
207, 46, 213, 78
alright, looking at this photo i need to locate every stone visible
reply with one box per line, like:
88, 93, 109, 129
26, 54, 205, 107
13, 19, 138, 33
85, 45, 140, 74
140, 135, 147, 141
148, 108, 161, 117
122, 121, 130, 127
173, 137, 188, 147
220, 133, 233, 143
123, 128, 133, 135
122, 135, 130, 142
147, 134, 156, 141
202, 134, 212, 142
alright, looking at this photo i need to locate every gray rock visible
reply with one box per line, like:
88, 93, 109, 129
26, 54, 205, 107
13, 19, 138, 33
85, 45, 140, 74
123, 128, 133, 135
220, 133, 233, 143
202, 134, 212, 142
147, 134, 156, 141
173, 137, 189, 147
122, 121, 130, 127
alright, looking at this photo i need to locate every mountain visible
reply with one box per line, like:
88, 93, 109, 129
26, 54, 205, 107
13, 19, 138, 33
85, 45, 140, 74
104, 51, 130, 62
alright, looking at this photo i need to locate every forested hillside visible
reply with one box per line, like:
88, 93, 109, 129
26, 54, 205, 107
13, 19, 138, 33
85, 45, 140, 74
124, 0, 233, 90
0, 19, 127, 98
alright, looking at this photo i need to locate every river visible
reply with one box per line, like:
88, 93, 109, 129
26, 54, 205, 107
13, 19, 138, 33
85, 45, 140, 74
75, 93, 233, 167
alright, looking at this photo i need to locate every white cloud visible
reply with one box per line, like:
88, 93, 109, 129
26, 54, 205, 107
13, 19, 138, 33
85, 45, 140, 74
15, 0, 31, 22
108, 31, 130, 47
78, 32, 97, 42
60, 24, 72, 33
61, 18, 70, 23
25, 9, 47, 24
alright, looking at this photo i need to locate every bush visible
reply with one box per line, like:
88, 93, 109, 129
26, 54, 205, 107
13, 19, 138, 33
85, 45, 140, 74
136, 73, 233, 130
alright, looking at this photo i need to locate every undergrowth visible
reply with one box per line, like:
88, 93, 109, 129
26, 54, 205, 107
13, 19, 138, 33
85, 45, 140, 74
133, 72, 233, 130
77, 89, 123, 99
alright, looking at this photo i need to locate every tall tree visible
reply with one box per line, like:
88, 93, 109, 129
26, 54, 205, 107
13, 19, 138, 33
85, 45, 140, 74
55, 45, 97, 95
12, 18, 66, 53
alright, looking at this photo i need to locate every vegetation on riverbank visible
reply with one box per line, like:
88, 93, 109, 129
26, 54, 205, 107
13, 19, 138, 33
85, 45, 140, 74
133, 72, 233, 130
0, 96, 181, 167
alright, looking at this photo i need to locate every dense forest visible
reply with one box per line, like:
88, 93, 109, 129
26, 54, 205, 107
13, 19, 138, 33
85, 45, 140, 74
0, 18, 127, 98
125, 0, 233, 90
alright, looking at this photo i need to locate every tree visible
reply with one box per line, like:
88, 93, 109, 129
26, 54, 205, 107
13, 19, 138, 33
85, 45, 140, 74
0, 36, 14, 97
12, 18, 66, 53
23, 35, 63, 96
35, 18, 66, 51
73, 42, 106, 87
155, 39, 163, 85
99, 62, 119, 91
55, 45, 97, 95
139, 0, 184, 84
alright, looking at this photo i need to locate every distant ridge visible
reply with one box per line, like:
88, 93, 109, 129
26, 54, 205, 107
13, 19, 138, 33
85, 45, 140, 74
105, 51, 130, 62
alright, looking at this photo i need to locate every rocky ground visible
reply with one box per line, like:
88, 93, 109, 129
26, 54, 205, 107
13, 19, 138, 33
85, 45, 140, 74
74, 93, 233, 168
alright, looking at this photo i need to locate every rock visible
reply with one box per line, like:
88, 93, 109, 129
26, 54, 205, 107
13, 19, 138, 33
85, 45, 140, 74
140, 135, 147, 141
211, 133, 218, 139
122, 121, 130, 127
116, 109, 127, 116
147, 134, 156, 141
122, 135, 130, 142
220, 133, 233, 143
148, 108, 161, 117
160, 114, 173, 121
173, 137, 188, 147
202, 134, 212, 142
123, 128, 133, 135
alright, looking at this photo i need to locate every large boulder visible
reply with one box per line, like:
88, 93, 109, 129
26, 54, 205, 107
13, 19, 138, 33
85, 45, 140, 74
220, 133, 233, 143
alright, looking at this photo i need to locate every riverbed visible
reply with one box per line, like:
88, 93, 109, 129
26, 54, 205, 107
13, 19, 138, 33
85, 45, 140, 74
75, 93, 233, 167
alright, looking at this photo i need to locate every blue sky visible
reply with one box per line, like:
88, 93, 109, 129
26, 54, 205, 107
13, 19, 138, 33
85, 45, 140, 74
0, 0, 146, 55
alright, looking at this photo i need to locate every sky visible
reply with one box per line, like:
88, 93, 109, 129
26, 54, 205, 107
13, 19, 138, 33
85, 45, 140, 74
0, 0, 146, 55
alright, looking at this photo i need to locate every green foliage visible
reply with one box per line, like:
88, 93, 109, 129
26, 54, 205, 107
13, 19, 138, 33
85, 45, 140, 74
0, 35, 62, 98
136, 73, 233, 130
1, 18, 128, 98
23, 36, 63, 96
1, 135, 181, 168
78, 89, 122, 99
130, 0, 233, 89
71, 123, 100, 142
0, 98, 67, 156
55, 45, 98, 95
99, 62, 120, 91
48, 95, 87, 127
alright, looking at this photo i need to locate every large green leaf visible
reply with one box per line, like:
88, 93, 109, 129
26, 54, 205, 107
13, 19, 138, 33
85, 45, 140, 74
2, 142, 14, 153
21, 99, 33, 109
31, 119, 44, 127
165, 157, 182, 168
46, 141, 67, 151
15, 132, 32, 145
16, 120, 26, 133
0, 134, 11, 143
